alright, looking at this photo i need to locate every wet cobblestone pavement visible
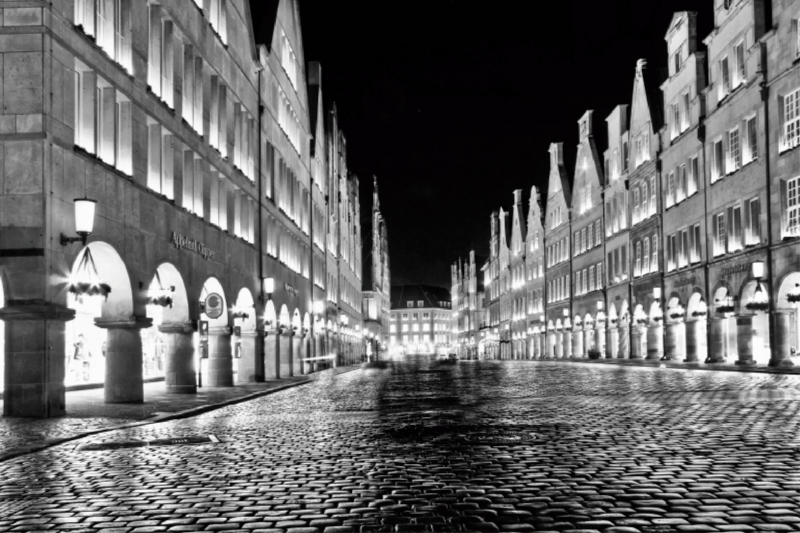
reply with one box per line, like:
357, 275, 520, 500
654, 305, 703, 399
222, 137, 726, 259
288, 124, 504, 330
4, 359, 800, 532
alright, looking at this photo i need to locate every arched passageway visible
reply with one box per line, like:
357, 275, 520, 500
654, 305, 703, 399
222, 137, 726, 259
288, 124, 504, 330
199, 278, 231, 387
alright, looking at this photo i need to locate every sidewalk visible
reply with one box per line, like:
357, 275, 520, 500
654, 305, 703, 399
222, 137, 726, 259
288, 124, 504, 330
0, 365, 361, 463
534, 355, 800, 374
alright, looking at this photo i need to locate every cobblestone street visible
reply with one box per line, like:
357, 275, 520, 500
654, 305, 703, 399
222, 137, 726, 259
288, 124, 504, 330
3, 359, 800, 533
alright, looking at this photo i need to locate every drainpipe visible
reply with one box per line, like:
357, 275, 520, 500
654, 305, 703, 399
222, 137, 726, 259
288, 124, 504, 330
700, 92, 713, 364
759, 41, 777, 364
257, 62, 265, 361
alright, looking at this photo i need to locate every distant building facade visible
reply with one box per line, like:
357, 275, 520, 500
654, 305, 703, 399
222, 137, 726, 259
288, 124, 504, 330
362, 177, 391, 350
451, 251, 483, 359
389, 285, 453, 354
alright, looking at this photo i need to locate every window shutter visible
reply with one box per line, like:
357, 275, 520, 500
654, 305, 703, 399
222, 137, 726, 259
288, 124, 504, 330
726, 207, 734, 252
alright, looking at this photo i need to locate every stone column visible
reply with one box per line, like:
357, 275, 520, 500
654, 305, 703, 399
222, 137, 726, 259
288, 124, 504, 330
630, 326, 643, 359
264, 330, 280, 379
0, 304, 75, 417
771, 310, 795, 368
237, 330, 263, 383
618, 325, 629, 359
686, 319, 706, 363
585, 328, 594, 356
607, 327, 619, 359
97, 317, 153, 403
562, 330, 572, 358
708, 318, 726, 363
554, 332, 562, 358
206, 326, 233, 387
159, 322, 197, 393
664, 323, 680, 361
279, 330, 293, 377
292, 333, 303, 375
646, 323, 664, 360
571, 329, 582, 359
595, 326, 605, 357
735, 315, 756, 366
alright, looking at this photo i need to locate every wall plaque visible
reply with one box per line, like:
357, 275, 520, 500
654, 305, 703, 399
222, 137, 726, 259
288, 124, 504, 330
721, 263, 750, 278
171, 232, 215, 260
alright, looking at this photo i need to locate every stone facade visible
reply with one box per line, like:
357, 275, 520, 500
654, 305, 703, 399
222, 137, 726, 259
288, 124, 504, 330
0, 0, 365, 417
451, 250, 482, 360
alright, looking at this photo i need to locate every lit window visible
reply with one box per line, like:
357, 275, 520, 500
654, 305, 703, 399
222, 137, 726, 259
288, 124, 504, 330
785, 176, 800, 237
728, 127, 741, 173
781, 88, 800, 152
711, 139, 724, 182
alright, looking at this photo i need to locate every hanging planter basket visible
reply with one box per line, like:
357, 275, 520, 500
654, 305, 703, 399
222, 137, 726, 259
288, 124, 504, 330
231, 311, 250, 320
745, 301, 769, 312
787, 287, 800, 303
716, 304, 735, 315
669, 311, 685, 320
691, 310, 707, 318
68, 248, 111, 301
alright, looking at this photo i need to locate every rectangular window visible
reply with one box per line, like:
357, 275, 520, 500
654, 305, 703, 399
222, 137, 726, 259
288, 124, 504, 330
783, 88, 800, 152
649, 176, 656, 216
690, 224, 701, 263
680, 229, 689, 269
744, 116, 758, 163
746, 197, 760, 245
652, 234, 658, 272
672, 103, 680, 140
588, 266, 595, 292
712, 140, 724, 182
574, 232, 579, 257
643, 238, 650, 274
595, 220, 602, 246
666, 234, 675, 272
635, 241, 641, 277
729, 205, 743, 252
633, 188, 640, 224
689, 156, 699, 195
734, 40, 745, 88
588, 224, 594, 249
667, 172, 675, 208
787, 177, 800, 236
682, 92, 690, 131
715, 212, 726, 256
596, 263, 603, 290
719, 56, 730, 100
728, 127, 741, 173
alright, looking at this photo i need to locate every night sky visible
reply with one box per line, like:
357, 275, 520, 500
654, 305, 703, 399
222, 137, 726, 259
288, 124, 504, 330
255, 1, 715, 289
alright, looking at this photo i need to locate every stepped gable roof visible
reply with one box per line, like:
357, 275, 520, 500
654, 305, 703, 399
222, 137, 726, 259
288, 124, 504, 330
391, 285, 452, 310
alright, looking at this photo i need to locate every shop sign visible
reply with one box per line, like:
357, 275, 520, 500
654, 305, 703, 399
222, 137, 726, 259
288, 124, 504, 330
171, 232, 216, 260
674, 276, 697, 288
204, 293, 224, 319
721, 263, 750, 278
285, 283, 299, 297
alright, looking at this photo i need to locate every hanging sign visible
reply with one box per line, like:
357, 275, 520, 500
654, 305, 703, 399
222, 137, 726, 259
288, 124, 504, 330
171, 232, 216, 260
285, 283, 299, 297
204, 293, 224, 319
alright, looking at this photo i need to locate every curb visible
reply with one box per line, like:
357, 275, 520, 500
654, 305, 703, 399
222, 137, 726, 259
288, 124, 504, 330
0, 365, 361, 464
522, 357, 800, 374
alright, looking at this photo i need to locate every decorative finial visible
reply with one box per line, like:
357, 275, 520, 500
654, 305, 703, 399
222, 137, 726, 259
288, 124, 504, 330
636, 59, 647, 79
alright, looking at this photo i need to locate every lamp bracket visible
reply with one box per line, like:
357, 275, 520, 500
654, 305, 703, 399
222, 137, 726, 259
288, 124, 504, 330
60, 233, 88, 247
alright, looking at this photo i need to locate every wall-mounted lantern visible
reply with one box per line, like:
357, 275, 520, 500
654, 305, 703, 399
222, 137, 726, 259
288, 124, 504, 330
61, 197, 97, 246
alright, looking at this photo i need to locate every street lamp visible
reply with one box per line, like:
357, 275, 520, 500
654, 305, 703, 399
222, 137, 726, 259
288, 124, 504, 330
61, 197, 97, 246
261, 277, 275, 301
746, 261, 769, 312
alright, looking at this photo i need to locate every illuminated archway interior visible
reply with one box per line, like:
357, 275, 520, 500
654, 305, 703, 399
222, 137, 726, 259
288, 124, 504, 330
142, 263, 190, 380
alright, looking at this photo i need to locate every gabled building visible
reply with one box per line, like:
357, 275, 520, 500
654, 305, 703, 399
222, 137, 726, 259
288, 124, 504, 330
660, 12, 709, 363
481, 211, 501, 359
544, 143, 572, 357
627, 58, 665, 360
451, 251, 483, 359
603, 104, 632, 358
509, 190, 529, 358
570, 111, 606, 358
362, 177, 390, 351
388, 285, 453, 355
498, 207, 513, 359
525, 187, 546, 358
702, 0, 769, 365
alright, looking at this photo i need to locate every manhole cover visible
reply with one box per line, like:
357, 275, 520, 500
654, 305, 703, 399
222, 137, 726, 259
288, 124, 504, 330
78, 434, 221, 451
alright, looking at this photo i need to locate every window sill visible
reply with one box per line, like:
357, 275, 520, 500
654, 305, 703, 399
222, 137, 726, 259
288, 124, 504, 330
73, 145, 132, 182
779, 142, 800, 156
73, 25, 133, 79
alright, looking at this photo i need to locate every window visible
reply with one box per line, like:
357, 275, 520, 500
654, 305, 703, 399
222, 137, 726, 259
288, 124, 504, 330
642, 181, 649, 220
402, 313, 408, 319
711, 139, 724, 182
674, 49, 682, 74
719, 56, 730, 101
588, 224, 594, 249
744, 116, 758, 163
595, 220, 602, 245
402, 324, 408, 333
689, 156, 699, 196
782, 88, 800, 152
423, 312, 430, 318
690, 224, 701, 264
649, 176, 657, 216
147, 6, 174, 107
417, 300, 424, 307
714, 212, 726, 256
746, 197, 760, 245
652, 235, 658, 272
75, 0, 132, 73
667, 172, 675, 208
596, 263, 602, 290
786, 177, 800, 236
796, 17, 800, 58
734, 40, 745, 88
633, 188, 641, 224
728, 127, 741, 173
407, 301, 413, 308
588, 266, 595, 292
146, 119, 174, 199
672, 103, 680, 140
682, 92, 691, 130
677, 165, 687, 203
278, 88, 302, 153
573, 232, 579, 257
680, 229, 689, 269
635, 242, 641, 277
280, 30, 298, 90
729, 205, 743, 252
208, 0, 228, 44
412, 313, 419, 319
643, 238, 650, 274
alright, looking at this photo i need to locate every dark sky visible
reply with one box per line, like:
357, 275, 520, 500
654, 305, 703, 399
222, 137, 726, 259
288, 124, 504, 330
258, 1, 715, 289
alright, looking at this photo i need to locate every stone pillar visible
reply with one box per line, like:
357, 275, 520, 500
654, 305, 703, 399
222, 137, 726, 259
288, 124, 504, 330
292, 333, 303, 375
562, 330, 572, 358
280, 330, 293, 377
771, 310, 795, 368
97, 317, 153, 403
646, 323, 664, 360
686, 319, 706, 363
618, 326, 629, 359
237, 330, 263, 383
595, 326, 605, 357
708, 318, 726, 363
606, 327, 618, 358
630, 326, 643, 359
159, 322, 197, 393
735, 315, 756, 366
554, 332, 562, 358
0, 304, 75, 417
664, 323, 680, 361
206, 326, 233, 387
264, 330, 280, 379
571, 329, 582, 358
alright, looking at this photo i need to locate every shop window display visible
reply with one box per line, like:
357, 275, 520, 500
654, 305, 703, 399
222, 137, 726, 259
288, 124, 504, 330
65, 294, 107, 386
